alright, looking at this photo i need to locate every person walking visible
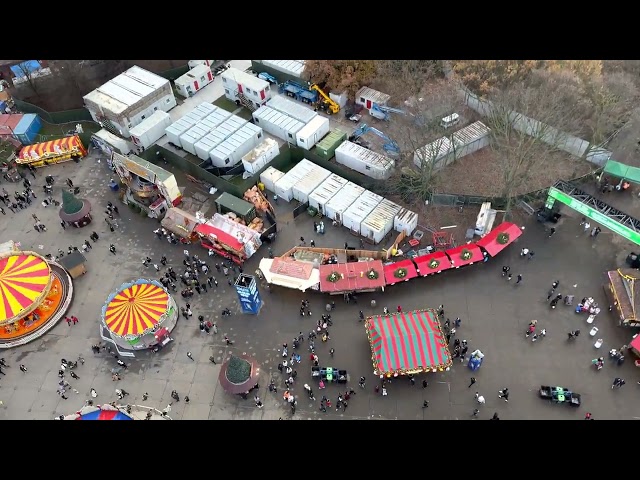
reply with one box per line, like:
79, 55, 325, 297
516, 274, 523, 284
468, 377, 476, 388
548, 227, 556, 238
498, 388, 509, 402
187, 351, 194, 361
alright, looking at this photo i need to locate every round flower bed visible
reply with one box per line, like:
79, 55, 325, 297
428, 259, 440, 269
367, 269, 379, 280
327, 272, 341, 283
394, 267, 408, 279
460, 249, 472, 261
497, 232, 510, 245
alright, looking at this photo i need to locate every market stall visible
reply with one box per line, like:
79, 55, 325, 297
17, 135, 87, 167
318, 260, 386, 294
366, 308, 452, 377
160, 207, 200, 242
413, 251, 454, 276
383, 259, 418, 286
195, 223, 247, 265
58, 250, 87, 279
605, 268, 640, 327
474, 221, 522, 257
444, 244, 484, 268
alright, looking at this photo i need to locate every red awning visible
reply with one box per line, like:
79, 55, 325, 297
195, 223, 243, 252
154, 327, 169, 340
413, 251, 453, 276
318, 260, 386, 293
445, 244, 484, 268
630, 334, 640, 354
383, 259, 418, 285
475, 222, 523, 257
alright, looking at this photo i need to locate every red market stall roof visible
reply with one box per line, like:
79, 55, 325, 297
319, 260, 386, 293
195, 223, 243, 252
413, 251, 454, 276
269, 257, 314, 280
366, 309, 452, 376
630, 334, 640, 354
18, 135, 86, 162
475, 222, 522, 257
445, 244, 484, 268
383, 259, 418, 285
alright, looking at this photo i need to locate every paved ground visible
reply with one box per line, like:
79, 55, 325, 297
1, 152, 640, 420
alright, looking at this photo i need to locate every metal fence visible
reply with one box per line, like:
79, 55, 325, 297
13, 99, 94, 124
292, 201, 310, 219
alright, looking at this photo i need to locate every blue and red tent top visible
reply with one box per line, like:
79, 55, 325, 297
76, 408, 133, 420
366, 309, 452, 376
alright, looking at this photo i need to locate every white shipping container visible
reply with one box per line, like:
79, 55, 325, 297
262, 60, 306, 79
188, 60, 215, 69
192, 110, 233, 160
355, 86, 391, 109
360, 199, 402, 244
165, 118, 198, 146
267, 95, 317, 124
191, 102, 216, 118
273, 159, 315, 202
209, 123, 263, 168
329, 91, 348, 108
260, 166, 285, 193
252, 106, 305, 143
394, 208, 419, 235
335, 141, 395, 180
221, 68, 272, 108
174, 64, 214, 98
129, 110, 172, 150
342, 190, 383, 234
243, 138, 280, 175
295, 115, 330, 150
308, 174, 348, 213
291, 164, 332, 203
179, 123, 212, 155
325, 181, 366, 222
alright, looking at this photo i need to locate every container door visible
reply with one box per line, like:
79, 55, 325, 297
207, 71, 213, 81
238, 84, 243, 94
260, 89, 265, 100
194, 80, 199, 90
366, 99, 372, 109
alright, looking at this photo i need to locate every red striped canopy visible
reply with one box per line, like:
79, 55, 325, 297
366, 309, 452, 376
18, 135, 87, 162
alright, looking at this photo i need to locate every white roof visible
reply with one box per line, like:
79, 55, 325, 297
452, 121, 491, 146
129, 111, 171, 137
325, 181, 365, 212
259, 258, 320, 292
211, 123, 261, 159
417, 136, 454, 162
309, 174, 348, 202
175, 64, 211, 86
244, 137, 278, 163
254, 106, 305, 132
293, 165, 332, 197
336, 141, 394, 170
165, 117, 197, 136
344, 190, 383, 220
267, 95, 317, 124
362, 199, 402, 230
356, 86, 390, 105
260, 165, 285, 182
83, 66, 169, 115
221, 67, 269, 92
263, 60, 306, 76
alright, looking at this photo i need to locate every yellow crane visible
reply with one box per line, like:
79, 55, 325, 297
309, 84, 340, 115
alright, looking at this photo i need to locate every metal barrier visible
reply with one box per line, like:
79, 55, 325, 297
292, 201, 310, 219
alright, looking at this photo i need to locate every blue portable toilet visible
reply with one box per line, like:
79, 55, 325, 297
13, 114, 42, 145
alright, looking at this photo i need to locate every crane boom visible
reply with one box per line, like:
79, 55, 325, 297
349, 123, 399, 155
310, 84, 340, 114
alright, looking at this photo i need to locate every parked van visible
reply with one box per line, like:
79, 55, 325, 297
440, 113, 460, 129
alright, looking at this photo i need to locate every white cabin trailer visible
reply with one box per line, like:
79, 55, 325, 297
260, 166, 285, 193
273, 159, 315, 202
308, 174, 348, 213
191, 102, 217, 118
266, 95, 317, 124
192, 109, 233, 159
413, 136, 454, 171
355, 86, 390, 111
360, 199, 402, 244
179, 123, 212, 155
174, 64, 214, 98
129, 110, 172, 150
451, 121, 491, 158
209, 123, 264, 168
296, 115, 330, 150
341, 190, 383, 234
195, 115, 247, 163
243, 138, 280, 175
221, 67, 272, 110
262, 60, 306, 80
252, 106, 305, 143
83, 66, 177, 137
394, 208, 419, 235
291, 163, 332, 203
189, 60, 215, 69
325, 181, 366, 223
335, 141, 395, 180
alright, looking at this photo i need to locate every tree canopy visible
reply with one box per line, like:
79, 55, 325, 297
303, 60, 377, 97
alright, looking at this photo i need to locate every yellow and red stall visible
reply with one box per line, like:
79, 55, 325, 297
17, 135, 87, 167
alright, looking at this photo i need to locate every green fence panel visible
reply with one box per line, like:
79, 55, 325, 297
157, 65, 190, 81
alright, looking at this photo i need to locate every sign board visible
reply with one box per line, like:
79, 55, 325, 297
234, 275, 262, 315
548, 187, 640, 245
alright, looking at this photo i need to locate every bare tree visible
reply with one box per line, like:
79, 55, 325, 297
303, 60, 377, 98
383, 79, 465, 201
373, 60, 444, 99
51, 60, 86, 96
13, 61, 42, 97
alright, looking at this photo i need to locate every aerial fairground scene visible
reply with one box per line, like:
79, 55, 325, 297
2, 59, 640, 420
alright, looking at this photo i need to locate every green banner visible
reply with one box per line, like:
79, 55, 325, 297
548, 187, 640, 245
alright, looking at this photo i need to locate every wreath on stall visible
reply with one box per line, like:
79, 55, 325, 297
327, 272, 341, 283
497, 232, 510, 245
460, 249, 472, 261
367, 269, 379, 280
394, 267, 408, 279
429, 259, 440, 269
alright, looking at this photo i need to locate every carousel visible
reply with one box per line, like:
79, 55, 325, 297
99, 279, 178, 355
366, 308, 452, 378
59, 403, 171, 420
0, 248, 73, 348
